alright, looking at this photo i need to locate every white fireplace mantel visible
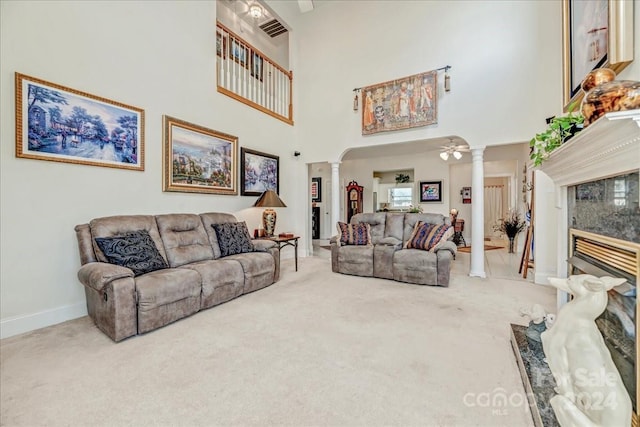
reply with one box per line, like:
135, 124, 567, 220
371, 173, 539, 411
537, 109, 640, 187
533, 109, 640, 306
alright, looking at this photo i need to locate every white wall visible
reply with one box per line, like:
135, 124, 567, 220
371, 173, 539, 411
0, 1, 301, 338
279, 0, 563, 162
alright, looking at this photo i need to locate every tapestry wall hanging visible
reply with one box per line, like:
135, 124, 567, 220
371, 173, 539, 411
362, 70, 437, 135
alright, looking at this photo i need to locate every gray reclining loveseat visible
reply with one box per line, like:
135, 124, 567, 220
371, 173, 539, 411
330, 212, 457, 286
75, 212, 279, 341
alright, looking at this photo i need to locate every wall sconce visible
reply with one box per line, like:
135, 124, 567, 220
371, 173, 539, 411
436, 65, 452, 93
353, 88, 360, 111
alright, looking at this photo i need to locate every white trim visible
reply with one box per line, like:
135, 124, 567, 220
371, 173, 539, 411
534, 270, 556, 286
0, 302, 87, 340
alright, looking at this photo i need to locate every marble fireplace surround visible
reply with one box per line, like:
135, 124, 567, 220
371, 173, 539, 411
536, 109, 640, 423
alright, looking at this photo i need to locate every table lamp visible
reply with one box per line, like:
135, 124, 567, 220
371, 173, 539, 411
253, 190, 287, 237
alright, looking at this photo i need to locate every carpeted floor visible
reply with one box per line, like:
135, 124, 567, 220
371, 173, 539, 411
1, 256, 554, 426
458, 245, 504, 253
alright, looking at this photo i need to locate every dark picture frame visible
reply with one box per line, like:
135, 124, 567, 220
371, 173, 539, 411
163, 115, 238, 195
251, 52, 264, 81
241, 147, 279, 196
231, 38, 248, 68
419, 180, 443, 203
311, 177, 322, 202
15, 72, 144, 171
462, 186, 471, 204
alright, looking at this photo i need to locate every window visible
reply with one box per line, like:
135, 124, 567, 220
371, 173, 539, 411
613, 178, 626, 206
389, 187, 413, 208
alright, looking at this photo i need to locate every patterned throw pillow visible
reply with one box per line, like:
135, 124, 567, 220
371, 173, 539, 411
405, 221, 453, 252
95, 230, 168, 277
337, 222, 372, 246
212, 222, 254, 257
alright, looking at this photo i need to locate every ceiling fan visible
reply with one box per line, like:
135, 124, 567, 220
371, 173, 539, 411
439, 138, 470, 160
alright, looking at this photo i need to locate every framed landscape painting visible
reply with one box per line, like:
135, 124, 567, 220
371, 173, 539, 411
163, 116, 237, 195
241, 148, 279, 197
419, 180, 443, 203
15, 73, 144, 170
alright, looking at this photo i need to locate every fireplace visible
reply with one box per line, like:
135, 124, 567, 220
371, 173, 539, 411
568, 228, 639, 415
525, 109, 640, 426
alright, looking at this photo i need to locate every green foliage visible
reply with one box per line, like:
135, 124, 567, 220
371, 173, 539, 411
529, 112, 584, 167
395, 173, 410, 183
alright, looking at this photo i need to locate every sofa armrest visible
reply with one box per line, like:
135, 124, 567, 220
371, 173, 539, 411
436, 247, 455, 287
329, 235, 341, 246
434, 241, 458, 257
252, 239, 276, 252
77, 262, 134, 292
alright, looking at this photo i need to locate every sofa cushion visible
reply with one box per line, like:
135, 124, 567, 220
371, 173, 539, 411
156, 214, 214, 267
212, 222, 254, 257
94, 230, 168, 276
350, 212, 386, 244
90, 215, 167, 264
337, 222, 372, 246
405, 221, 453, 252
135, 267, 201, 310
199, 212, 240, 259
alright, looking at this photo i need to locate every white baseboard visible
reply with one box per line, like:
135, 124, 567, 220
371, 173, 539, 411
534, 271, 555, 285
0, 302, 87, 340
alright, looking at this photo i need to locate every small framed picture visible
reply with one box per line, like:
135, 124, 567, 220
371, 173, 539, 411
311, 177, 322, 202
231, 38, 248, 68
241, 148, 279, 196
462, 186, 471, 204
419, 181, 443, 203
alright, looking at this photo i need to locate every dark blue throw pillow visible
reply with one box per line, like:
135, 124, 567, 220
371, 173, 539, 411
212, 222, 254, 257
95, 230, 168, 276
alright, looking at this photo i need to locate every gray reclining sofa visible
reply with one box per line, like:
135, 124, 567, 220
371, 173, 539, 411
330, 212, 457, 286
75, 212, 279, 341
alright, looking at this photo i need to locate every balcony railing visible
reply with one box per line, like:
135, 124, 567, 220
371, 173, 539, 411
216, 22, 293, 125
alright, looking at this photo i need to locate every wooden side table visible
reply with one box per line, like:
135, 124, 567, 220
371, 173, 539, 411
453, 219, 466, 247
264, 235, 300, 271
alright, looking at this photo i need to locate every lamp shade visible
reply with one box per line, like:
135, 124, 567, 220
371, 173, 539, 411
253, 190, 287, 208
439, 151, 449, 161
453, 151, 462, 160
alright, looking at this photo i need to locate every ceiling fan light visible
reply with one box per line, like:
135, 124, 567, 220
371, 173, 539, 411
249, 4, 263, 19
440, 151, 449, 161
453, 151, 462, 160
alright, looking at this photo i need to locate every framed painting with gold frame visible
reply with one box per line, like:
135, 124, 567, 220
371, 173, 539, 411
163, 115, 238, 195
562, 0, 634, 111
15, 72, 144, 170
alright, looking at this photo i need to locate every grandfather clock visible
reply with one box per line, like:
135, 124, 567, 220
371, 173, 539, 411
345, 181, 364, 223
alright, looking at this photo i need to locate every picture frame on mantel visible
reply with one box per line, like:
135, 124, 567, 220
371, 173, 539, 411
562, 0, 634, 111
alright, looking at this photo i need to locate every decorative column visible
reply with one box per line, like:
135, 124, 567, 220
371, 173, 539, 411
331, 162, 341, 228
470, 147, 486, 278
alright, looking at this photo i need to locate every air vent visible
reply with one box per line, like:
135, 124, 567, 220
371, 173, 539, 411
259, 19, 287, 38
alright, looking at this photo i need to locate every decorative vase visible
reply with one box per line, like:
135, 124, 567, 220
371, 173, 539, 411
581, 68, 640, 127
508, 236, 515, 253
262, 208, 276, 237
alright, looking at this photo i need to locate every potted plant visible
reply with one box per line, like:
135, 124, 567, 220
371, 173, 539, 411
529, 112, 584, 167
494, 209, 527, 253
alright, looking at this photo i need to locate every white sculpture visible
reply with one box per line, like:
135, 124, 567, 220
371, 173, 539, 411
541, 275, 631, 427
